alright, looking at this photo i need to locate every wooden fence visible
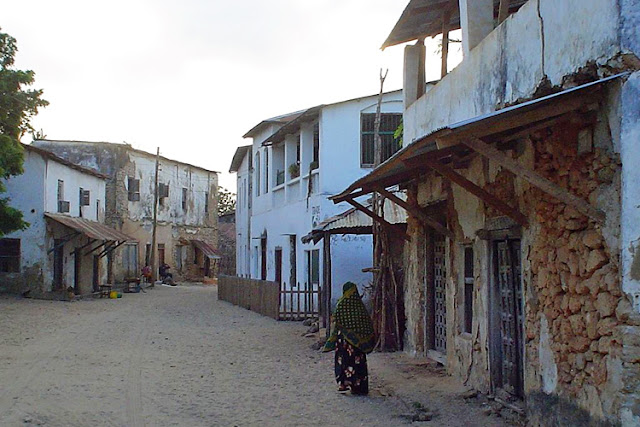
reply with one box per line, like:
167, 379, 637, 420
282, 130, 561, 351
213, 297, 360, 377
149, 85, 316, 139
218, 276, 280, 320
218, 275, 320, 321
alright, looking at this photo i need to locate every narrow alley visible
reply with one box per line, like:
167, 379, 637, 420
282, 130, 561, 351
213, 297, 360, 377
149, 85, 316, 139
0, 286, 514, 426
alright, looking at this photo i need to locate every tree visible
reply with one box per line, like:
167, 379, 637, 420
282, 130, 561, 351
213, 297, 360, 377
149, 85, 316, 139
0, 29, 48, 236
217, 186, 236, 216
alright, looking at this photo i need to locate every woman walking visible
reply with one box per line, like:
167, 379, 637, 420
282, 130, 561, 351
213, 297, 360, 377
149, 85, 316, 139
323, 282, 375, 395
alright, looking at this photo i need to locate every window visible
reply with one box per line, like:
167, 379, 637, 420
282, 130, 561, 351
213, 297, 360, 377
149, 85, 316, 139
158, 183, 169, 207
96, 199, 100, 219
79, 188, 90, 206
463, 246, 474, 334
264, 150, 269, 194
0, 239, 20, 273
289, 235, 297, 287
145, 243, 152, 266
312, 123, 320, 170
361, 113, 403, 167
57, 180, 69, 213
128, 177, 140, 201
182, 187, 188, 210
204, 192, 209, 213
255, 152, 261, 197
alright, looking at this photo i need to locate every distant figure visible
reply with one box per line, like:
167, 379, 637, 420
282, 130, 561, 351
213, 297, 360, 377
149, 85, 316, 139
141, 265, 152, 283
159, 263, 173, 283
323, 282, 375, 395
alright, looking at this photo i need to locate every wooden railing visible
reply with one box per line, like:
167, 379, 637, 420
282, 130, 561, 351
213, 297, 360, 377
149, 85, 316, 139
218, 275, 320, 321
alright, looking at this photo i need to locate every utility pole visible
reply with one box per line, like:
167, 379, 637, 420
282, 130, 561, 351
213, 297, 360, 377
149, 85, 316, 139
150, 147, 160, 283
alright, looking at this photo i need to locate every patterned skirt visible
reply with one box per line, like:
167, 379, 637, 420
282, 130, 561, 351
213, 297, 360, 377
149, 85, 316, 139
335, 330, 369, 395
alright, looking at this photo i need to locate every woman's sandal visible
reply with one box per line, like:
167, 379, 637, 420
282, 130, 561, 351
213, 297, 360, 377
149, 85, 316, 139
337, 386, 349, 394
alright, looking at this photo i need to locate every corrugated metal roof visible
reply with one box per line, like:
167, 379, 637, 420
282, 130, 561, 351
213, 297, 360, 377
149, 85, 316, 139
44, 213, 133, 241
302, 195, 408, 243
191, 239, 221, 259
382, 0, 528, 49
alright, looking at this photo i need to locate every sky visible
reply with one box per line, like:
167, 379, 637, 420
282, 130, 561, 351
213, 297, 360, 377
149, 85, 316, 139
3, 0, 459, 192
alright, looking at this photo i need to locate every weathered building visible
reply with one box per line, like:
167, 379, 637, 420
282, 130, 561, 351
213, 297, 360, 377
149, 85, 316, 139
218, 210, 236, 276
332, 0, 640, 424
231, 90, 404, 310
0, 145, 131, 296
32, 140, 219, 283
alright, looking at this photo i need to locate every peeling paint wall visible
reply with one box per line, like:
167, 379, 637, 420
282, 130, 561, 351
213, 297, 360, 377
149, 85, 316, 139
31, 141, 219, 282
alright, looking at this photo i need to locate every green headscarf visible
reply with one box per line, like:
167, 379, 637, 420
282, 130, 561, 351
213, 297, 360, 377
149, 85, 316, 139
322, 282, 375, 354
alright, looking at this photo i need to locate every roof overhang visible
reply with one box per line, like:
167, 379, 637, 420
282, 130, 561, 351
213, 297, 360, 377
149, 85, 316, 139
382, 0, 528, 49
331, 73, 627, 206
229, 145, 252, 173
262, 106, 322, 147
45, 213, 133, 242
190, 239, 221, 259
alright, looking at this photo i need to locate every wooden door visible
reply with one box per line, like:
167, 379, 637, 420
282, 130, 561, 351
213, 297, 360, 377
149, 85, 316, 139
260, 237, 267, 280
425, 230, 447, 355
275, 248, 282, 285
493, 239, 524, 397
53, 239, 64, 291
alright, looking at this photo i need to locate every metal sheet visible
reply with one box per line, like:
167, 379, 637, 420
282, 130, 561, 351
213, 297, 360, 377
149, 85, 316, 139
190, 239, 221, 259
44, 213, 133, 242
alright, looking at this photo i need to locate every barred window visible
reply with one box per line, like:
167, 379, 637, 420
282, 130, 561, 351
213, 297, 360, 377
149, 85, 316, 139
361, 113, 403, 167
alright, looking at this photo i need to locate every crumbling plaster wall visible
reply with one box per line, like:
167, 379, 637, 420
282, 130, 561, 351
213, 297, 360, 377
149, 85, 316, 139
403, 95, 638, 423
403, 0, 624, 146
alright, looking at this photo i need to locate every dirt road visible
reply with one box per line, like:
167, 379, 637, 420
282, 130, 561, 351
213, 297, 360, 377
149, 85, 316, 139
0, 285, 511, 426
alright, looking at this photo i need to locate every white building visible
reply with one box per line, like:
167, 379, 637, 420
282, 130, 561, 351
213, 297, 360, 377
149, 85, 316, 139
32, 140, 219, 283
231, 90, 403, 308
0, 145, 130, 296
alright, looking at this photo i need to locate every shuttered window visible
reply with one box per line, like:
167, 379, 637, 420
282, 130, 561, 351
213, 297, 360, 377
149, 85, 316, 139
360, 113, 403, 167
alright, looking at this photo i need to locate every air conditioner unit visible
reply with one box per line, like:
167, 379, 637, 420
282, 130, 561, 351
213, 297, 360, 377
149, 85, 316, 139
58, 200, 70, 213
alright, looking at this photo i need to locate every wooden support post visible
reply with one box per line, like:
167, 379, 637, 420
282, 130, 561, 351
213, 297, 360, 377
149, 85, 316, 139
441, 8, 451, 77
345, 198, 411, 241
498, 0, 510, 24
460, 137, 606, 223
322, 236, 332, 331
405, 157, 529, 226
376, 188, 454, 239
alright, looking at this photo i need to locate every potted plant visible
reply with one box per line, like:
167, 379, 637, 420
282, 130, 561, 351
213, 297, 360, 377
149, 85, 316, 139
310, 161, 319, 171
288, 163, 300, 179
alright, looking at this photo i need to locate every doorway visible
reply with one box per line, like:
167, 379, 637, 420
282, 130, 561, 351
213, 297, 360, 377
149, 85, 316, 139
53, 239, 64, 291
73, 249, 81, 295
425, 228, 447, 358
275, 248, 283, 285
260, 236, 267, 280
93, 255, 100, 292
491, 238, 524, 398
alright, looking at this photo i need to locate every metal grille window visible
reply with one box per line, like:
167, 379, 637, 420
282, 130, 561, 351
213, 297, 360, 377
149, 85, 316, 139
463, 246, 474, 334
0, 238, 20, 273
360, 113, 403, 167
433, 233, 447, 353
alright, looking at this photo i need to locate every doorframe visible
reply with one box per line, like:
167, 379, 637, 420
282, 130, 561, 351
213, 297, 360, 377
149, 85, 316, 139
486, 228, 525, 398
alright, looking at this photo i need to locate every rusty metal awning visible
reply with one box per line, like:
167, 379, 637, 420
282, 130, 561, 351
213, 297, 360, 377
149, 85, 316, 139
44, 213, 133, 242
190, 239, 221, 259
331, 73, 627, 204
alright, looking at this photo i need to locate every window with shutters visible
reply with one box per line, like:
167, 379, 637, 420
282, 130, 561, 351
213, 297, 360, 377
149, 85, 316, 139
128, 177, 140, 201
0, 239, 20, 273
360, 113, 403, 167
57, 180, 69, 213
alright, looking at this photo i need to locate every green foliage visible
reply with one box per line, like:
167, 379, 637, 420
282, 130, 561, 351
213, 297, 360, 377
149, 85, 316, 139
217, 186, 236, 216
0, 28, 48, 236
394, 121, 403, 146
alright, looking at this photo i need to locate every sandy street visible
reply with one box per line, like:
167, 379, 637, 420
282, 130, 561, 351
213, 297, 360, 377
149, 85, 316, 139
0, 285, 512, 427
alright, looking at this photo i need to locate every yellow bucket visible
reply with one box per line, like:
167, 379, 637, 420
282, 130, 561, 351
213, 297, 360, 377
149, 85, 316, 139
109, 291, 118, 299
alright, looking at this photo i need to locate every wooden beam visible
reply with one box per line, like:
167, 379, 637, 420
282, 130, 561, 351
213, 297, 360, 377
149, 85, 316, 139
377, 188, 455, 239
405, 157, 529, 226
345, 198, 411, 241
461, 137, 605, 223
498, 0, 510, 24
